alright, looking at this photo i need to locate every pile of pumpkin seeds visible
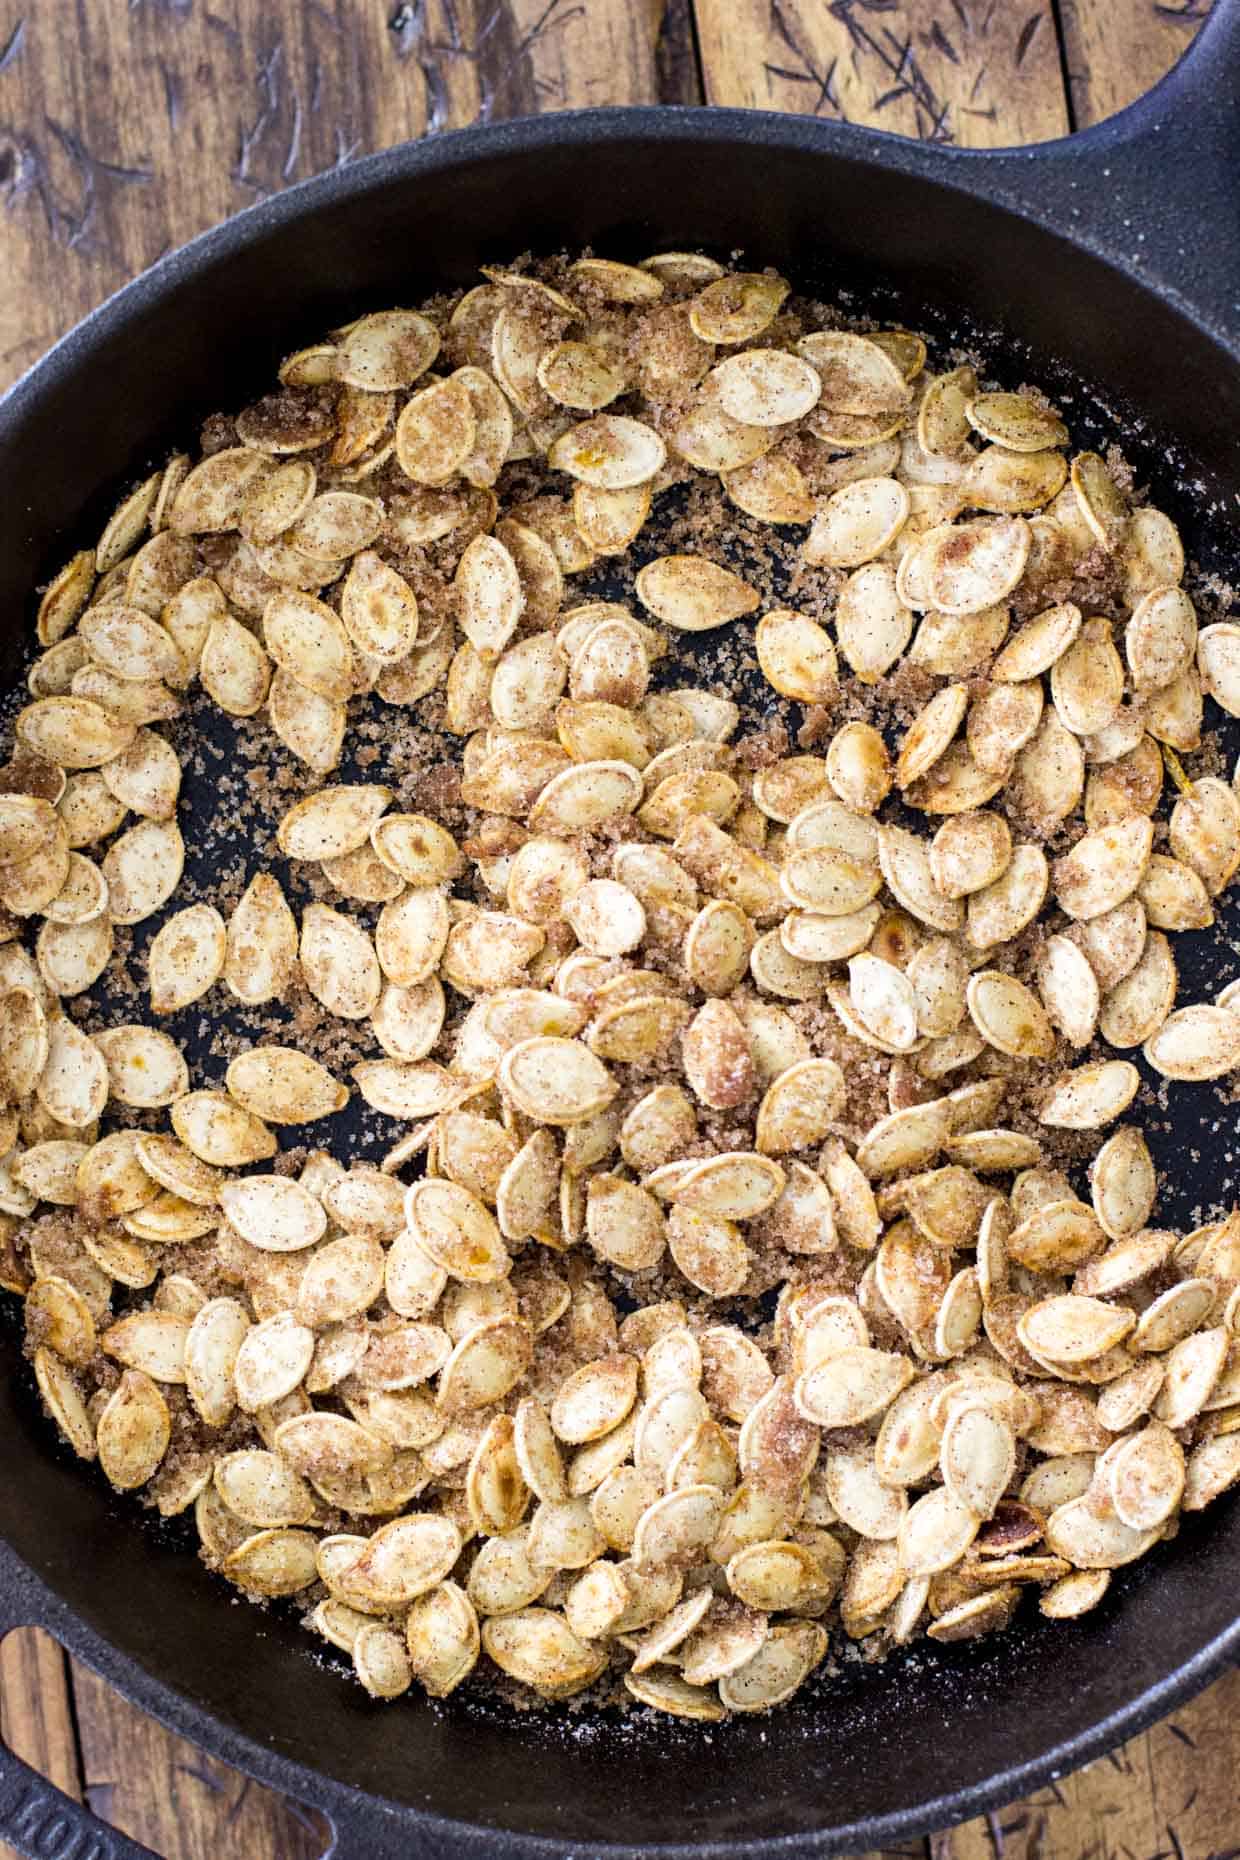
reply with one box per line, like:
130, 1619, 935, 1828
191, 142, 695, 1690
5, 251, 1240, 1722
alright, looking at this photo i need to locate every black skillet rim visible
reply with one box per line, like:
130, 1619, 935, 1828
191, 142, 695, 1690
0, 84, 1238, 1860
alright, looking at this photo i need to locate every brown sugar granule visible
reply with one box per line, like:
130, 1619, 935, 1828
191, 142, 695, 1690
198, 412, 239, 456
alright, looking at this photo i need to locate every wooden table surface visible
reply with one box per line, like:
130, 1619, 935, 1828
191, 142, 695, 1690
0, 2, 1229, 1857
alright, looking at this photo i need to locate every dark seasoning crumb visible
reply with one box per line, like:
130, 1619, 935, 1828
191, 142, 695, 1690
5, 246, 1240, 1728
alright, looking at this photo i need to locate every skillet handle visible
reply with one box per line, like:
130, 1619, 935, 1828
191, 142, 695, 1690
982, 1, 1240, 352
0, 1741, 161, 1860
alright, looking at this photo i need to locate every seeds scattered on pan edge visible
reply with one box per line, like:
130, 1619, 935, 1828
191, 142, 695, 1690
7, 250, 1240, 1725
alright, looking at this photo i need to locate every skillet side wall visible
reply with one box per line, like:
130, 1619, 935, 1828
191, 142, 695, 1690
0, 121, 1237, 1857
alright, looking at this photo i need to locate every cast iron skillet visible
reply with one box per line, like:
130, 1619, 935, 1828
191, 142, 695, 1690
0, 13, 1238, 1858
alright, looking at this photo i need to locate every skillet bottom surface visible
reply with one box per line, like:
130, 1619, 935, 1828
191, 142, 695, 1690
0, 183, 1239, 1851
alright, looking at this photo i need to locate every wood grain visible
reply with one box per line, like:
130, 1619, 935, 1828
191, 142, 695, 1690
945, 1665, 1240, 1860
390, 0, 688, 136
0, 1629, 80, 1860
1058, 0, 1211, 126
0, 4, 1223, 1859
694, 0, 1071, 146
71, 1659, 328, 1860
0, 0, 689, 394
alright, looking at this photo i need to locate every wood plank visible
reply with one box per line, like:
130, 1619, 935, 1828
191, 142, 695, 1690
390, 0, 683, 135
0, 1628, 81, 1860
0, 0, 422, 392
694, 0, 1070, 146
71, 1656, 328, 1860
0, 0, 688, 395
915, 1665, 1240, 1860
1058, 0, 1210, 127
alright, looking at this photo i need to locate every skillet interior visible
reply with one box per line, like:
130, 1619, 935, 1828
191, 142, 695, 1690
0, 113, 1239, 1857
